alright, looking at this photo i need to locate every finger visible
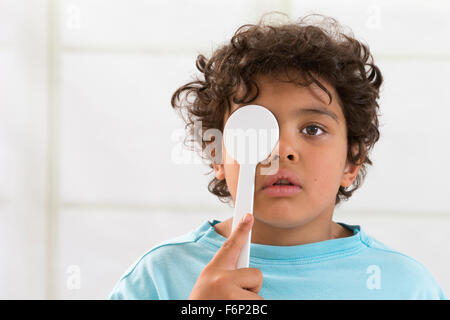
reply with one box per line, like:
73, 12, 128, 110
210, 213, 253, 269
229, 288, 264, 300
232, 268, 263, 294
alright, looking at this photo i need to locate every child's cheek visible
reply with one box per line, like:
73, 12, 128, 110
221, 143, 240, 203
312, 156, 344, 198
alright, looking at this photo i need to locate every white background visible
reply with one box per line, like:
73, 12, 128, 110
0, 0, 449, 299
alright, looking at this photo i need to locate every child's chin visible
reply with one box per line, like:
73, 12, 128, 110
255, 213, 312, 229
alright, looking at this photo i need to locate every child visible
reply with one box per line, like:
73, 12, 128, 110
109, 13, 447, 299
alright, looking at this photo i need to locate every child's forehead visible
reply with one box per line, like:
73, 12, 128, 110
224, 74, 344, 128
229, 73, 338, 111
256, 72, 337, 96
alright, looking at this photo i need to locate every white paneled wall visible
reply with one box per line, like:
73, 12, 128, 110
57, 208, 231, 299
60, 0, 249, 48
336, 58, 450, 213
0, 0, 48, 299
0, 0, 449, 299
60, 53, 219, 206
293, 0, 450, 56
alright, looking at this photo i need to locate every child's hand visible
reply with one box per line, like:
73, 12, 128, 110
188, 213, 263, 300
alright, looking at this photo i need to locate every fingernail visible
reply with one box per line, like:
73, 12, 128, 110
241, 213, 252, 224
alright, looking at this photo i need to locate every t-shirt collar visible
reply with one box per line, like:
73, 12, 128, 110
198, 220, 365, 262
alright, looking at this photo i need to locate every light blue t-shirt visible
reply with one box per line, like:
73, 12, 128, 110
109, 220, 447, 300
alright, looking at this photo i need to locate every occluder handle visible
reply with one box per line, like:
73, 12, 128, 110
231, 163, 256, 269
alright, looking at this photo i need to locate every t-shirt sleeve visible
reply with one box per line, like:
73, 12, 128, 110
108, 230, 203, 300
418, 269, 448, 300
365, 237, 447, 300
108, 255, 160, 300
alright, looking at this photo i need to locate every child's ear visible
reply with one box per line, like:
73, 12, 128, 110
341, 162, 360, 188
341, 144, 364, 188
211, 148, 225, 180
213, 162, 225, 180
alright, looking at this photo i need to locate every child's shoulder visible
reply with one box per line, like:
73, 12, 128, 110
109, 221, 214, 299
343, 222, 424, 264
360, 228, 430, 272
118, 221, 213, 280
354, 225, 447, 299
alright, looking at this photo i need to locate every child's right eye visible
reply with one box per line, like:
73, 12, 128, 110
301, 125, 326, 137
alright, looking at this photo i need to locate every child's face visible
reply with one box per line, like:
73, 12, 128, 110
214, 72, 360, 229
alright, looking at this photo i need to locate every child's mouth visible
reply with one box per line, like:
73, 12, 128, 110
260, 168, 303, 197
262, 184, 302, 197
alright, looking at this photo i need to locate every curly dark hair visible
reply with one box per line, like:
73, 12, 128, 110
171, 12, 383, 207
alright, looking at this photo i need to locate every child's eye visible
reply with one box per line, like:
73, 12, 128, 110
301, 124, 326, 137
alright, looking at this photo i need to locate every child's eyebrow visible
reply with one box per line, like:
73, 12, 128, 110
292, 106, 339, 123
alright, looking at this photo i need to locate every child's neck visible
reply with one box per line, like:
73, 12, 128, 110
213, 215, 353, 246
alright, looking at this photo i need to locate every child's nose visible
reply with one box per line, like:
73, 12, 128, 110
276, 133, 298, 162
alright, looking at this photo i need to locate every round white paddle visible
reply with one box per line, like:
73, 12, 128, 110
223, 104, 279, 269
